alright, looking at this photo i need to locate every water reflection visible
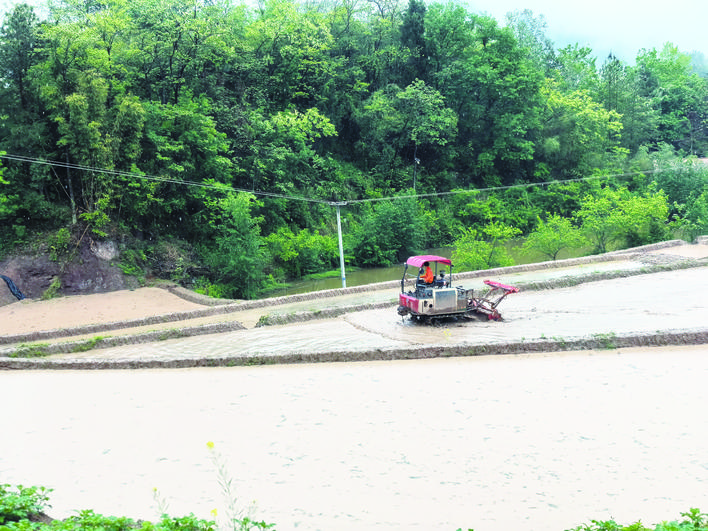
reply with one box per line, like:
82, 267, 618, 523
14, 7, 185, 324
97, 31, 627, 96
262, 248, 454, 297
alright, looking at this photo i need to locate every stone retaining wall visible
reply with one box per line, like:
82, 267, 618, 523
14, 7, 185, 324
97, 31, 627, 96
2, 328, 706, 370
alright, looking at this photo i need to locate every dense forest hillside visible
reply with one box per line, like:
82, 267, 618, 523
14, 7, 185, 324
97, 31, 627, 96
1, 0, 707, 298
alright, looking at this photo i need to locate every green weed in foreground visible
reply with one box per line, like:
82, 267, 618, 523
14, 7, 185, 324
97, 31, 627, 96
205, 442, 275, 531
566, 508, 708, 530
3, 482, 706, 531
0, 484, 51, 524
0, 477, 274, 531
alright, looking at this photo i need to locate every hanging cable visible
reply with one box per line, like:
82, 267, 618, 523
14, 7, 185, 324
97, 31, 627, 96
0, 152, 662, 207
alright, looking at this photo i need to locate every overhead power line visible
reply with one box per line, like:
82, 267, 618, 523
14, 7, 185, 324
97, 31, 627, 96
0, 153, 332, 204
0, 152, 661, 206
0, 152, 668, 290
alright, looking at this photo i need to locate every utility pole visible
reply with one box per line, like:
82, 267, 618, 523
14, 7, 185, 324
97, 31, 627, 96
334, 202, 347, 288
413, 144, 420, 191
413, 156, 420, 191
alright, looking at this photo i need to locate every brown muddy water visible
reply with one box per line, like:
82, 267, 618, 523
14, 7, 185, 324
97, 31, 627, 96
2, 347, 708, 531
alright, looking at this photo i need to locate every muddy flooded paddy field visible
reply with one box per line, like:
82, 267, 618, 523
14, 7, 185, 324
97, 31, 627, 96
2, 347, 708, 531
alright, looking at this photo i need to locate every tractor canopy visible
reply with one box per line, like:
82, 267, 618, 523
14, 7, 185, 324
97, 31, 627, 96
405, 255, 452, 268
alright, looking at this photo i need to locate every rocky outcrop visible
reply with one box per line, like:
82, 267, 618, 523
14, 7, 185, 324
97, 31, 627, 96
0, 238, 138, 304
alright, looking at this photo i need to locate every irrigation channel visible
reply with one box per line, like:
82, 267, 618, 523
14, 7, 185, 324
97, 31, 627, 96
2, 241, 708, 530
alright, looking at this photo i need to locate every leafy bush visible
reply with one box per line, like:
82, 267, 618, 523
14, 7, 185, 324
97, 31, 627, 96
40, 277, 61, 301
566, 507, 708, 531
452, 221, 520, 271
201, 193, 267, 300
118, 249, 148, 283
147, 240, 199, 284
575, 186, 670, 253
350, 195, 424, 267
48, 228, 72, 262
522, 213, 588, 260
264, 227, 339, 280
0, 484, 51, 524
672, 187, 708, 241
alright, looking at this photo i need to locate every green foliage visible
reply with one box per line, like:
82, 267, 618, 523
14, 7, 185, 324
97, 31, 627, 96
353, 79, 457, 182
48, 228, 72, 262
452, 221, 520, 271
79, 195, 111, 238
9, 343, 51, 358
40, 277, 61, 301
566, 507, 708, 531
0, 483, 277, 531
71, 336, 105, 353
350, 195, 424, 267
201, 192, 266, 300
651, 148, 708, 207
193, 278, 229, 299
539, 79, 625, 177
1, 486, 706, 531
673, 187, 708, 241
0, 484, 51, 524
264, 227, 338, 279
118, 249, 147, 283
575, 185, 670, 253
522, 213, 588, 260
635, 44, 708, 155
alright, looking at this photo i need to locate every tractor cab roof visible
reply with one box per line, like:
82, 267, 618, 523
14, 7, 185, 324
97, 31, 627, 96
405, 255, 452, 268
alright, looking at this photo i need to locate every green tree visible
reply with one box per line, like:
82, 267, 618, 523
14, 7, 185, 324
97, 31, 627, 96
674, 186, 708, 241
0, 154, 11, 230
353, 79, 457, 188
0, 4, 60, 236
522, 213, 587, 260
452, 221, 520, 271
264, 226, 338, 279
351, 195, 424, 266
138, 95, 230, 238
505, 9, 556, 75
202, 191, 266, 299
0, 3, 39, 111
635, 44, 708, 155
538, 79, 625, 178
598, 53, 660, 154
246, 0, 336, 109
399, 0, 426, 84
430, 13, 543, 185
575, 186, 629, 253
423, 2, 474, 77
550, 44, 598, 92
123, 0, 236, 105
650, 145, 708, 207
52, 71, 147, 233
238, 106, 337, 229
575, 186, 669, 253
